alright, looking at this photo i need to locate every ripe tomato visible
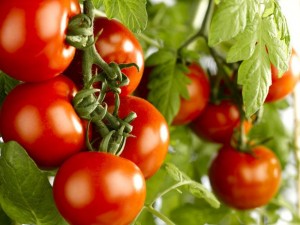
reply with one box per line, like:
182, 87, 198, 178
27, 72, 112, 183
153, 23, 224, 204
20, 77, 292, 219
107, 95, 169, 179
0, 0, 80, 82
209, 145, 281, 210
65, 17, 144, 95
191, 100, 245, 143
94, 17, 144, 95
265, 49, 300, 102
53, 151, 146, 225
0, 75, 86, 168
172, 63, 210, 125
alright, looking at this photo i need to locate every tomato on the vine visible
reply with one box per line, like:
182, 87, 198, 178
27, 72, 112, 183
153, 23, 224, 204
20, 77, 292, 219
53, 151, 146, 225
0, 75, 87, 168
94, 17, 144, 95
191, 100, 249, 144
107, 95, 169, 179
265, 49, 300, 102
0, 0, 80, 82
172, 63, 210, 125
65, 17, 144, 95
209, 145, 281, 210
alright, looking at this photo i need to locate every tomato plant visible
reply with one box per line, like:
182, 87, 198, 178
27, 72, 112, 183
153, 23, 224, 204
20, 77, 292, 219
191, 100, 248, 144
209, 145, 282, 210
107, 95, 170, 179
0, 1, 299, 225
53, 151, 146, 225
0, 0, 80, 82
265, 49, 300, 102
0, 75, 87, 168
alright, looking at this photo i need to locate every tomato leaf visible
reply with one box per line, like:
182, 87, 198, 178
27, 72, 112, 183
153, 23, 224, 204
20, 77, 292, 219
0, 141, 67, 225
0, 71, 20, 106
0, 206, 13, 225
164, 163, 220, 208
238, 42, 271, 117
98, 0, 147, 33
147, 54, 191, 124
263, 17, 290, 77
226, 19, 258, 63
208, 0, 256, 46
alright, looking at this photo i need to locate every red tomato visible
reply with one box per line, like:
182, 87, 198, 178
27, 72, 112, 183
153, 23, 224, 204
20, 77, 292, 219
0, 75, 86, 168
191, 100, 243, 143
94, 17, 144, 95
65, 17, 144, 95
107, 95, 169, 179
172, 63, 210, 125
209, 145, 281, 210
265, 49, 300, 102
53, 152, 146, 225
0, 0, 80, 82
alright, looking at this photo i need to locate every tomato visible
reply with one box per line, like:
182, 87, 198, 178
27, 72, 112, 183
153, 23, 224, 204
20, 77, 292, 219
0, 0, 80, 82
172, 63, 210, 125
191, 100, 244, 143
265, 49, 300, 102
209, 145, 281, 210
0, 75, 86, 168
107, 95, 169, 179
94, 17, 144, 95
53, 151, 146, 225
65, 17, 144, 95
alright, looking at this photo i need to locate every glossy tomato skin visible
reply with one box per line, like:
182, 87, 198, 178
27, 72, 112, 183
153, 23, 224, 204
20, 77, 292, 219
107, 95, 169, 179
0, 75, 86, 168
209, 145, 281, 210
192, 100, 241, 143
266, 50, 300, 102
53, 152, 146, 225
172, 63, 210, 125
94, 17, 144, 95
0, 0, 80, 82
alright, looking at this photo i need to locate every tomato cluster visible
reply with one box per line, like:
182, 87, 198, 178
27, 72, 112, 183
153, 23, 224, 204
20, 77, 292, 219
0, 2, 170, 225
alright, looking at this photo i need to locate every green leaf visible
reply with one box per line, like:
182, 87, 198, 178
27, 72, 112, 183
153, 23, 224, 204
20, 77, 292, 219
227, 18, 258, 63
0, 206, 13, 225
0, 71, 20, 106
238, 43, 271, 117
164, 163, 220, 208
92, 0, 102, 9
263, 17, 290, 76
209, 0, 250, 46
99, 0, 147, 33
146, 50, 175, 67
0, 141, 67, 225
147, 55, 191, 124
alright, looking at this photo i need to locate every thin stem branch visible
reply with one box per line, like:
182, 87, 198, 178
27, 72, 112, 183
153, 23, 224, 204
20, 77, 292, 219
177, 0, 213, 53
144, 205, 176, 225
150, 180, 195, 206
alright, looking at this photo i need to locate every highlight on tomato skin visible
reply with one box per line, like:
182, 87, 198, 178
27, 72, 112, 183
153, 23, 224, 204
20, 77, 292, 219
265, 49, 300, 103
53, 151, 146, 225
208, 145, 282, 210
0, 0, 80, 82
172, 63, 210, 126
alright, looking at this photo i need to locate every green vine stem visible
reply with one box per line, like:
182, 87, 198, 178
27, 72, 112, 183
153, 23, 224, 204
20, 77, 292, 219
143, 205, 176, 225
67, 0, 136, 154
